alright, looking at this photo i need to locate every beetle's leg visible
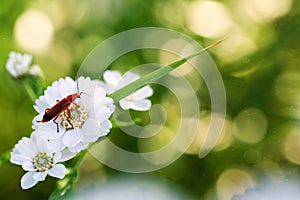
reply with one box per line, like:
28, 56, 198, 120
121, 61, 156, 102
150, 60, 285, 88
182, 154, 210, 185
66, 108, 73, 129
73, 102, 80, 108
53, 115, 60, 132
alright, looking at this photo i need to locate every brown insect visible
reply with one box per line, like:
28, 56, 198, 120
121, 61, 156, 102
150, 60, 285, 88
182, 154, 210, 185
37, 82, 85, 132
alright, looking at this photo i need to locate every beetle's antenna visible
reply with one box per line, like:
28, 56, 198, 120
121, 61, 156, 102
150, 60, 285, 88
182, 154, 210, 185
75, 79, 90, 98
77, 80, 80, 94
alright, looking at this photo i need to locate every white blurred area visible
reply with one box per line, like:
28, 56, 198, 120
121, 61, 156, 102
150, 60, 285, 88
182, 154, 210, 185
211, 165, 300, 200
14, 9, 54, 54
232, 178, 300, 200
216, 168, 255, 200
70, 175, 194, 200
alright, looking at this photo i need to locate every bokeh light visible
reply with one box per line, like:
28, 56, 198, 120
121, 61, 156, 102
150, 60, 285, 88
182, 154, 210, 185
273, 70, 300, 118
216, 168, 255, 200
283, 127, 300, 165
185, 113, 233, 155
241, 0, 293, 22
212, 28, 257, 63
233, 108, 268, 144
186, 0, 232, 38
14, 9, 54, 53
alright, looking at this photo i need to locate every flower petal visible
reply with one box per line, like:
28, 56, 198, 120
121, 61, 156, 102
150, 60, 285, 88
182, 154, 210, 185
116, 71, 139, 90
31, 132, 51, 153
60, 77, 76, 97
94, 106, 113, 123
119, 99, 130, 110
6, 52, 32, 78
98, 81, 113, 94
48, 137, 66, 152
22, 161, 36, 171
33, 98, 50, 114
44, 80, 62, 105
123, 99, 152, 111
132, 85, 153, 100
48, 164, 66, 179
81, 119, 102, 142
68, 142, 88, 153
52, 152, 62, 163
92, 87, 115, 123
33, 172, 47, 181
36, 122, 64, 140
21, 172, 39, 189
14, 137, 38, 158
54, 149, 76, 162
10, 154, 31, 165
103, 70, 122, 87
99, 119, 113, 135
63, 129, 81, 147
77, 77, 97, 97
10, 136, 40, 165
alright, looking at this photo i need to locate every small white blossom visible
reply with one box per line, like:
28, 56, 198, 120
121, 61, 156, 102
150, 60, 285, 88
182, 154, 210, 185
6, 51, 33, 78
100, 70, 153, 111
32, 77, 115, 152
10, 132, 75, 189
29, 64, 43, 77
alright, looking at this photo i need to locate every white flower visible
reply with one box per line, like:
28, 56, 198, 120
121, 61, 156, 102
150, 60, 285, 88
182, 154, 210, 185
32, 77, 115, 153
6, 51, 33, 78
10, 132, 75, 189
100, 70, 153, 111
29, 64, 43, 77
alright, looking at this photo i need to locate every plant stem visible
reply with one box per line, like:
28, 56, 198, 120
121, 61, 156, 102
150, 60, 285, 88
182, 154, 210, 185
73, 149, 87, 169
22, 80, 37, 103
0, 148, 12, 166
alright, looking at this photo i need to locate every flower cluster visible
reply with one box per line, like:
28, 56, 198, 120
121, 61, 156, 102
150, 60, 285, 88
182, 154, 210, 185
6, 51, 43, 78
32, 77, 115, 153
10, 132, 76, 189
7, 52, 153, 189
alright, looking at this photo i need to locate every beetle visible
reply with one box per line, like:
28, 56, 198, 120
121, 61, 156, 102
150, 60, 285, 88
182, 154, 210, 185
37, 82, 84, 132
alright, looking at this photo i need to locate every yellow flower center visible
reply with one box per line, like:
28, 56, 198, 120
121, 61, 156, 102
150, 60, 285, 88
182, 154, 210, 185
59, 103, 88, 130
32, 152, 53, 172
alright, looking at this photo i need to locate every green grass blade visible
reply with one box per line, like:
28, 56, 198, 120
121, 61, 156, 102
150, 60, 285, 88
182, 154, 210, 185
110, 40, 223, 102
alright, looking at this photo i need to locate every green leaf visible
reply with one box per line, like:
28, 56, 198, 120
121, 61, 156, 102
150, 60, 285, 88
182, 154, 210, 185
109, 40, 223, 102
0, 149, 11, 166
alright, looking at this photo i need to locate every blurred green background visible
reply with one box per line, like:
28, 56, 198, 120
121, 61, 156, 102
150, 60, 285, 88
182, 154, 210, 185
1, 0, 300, 199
